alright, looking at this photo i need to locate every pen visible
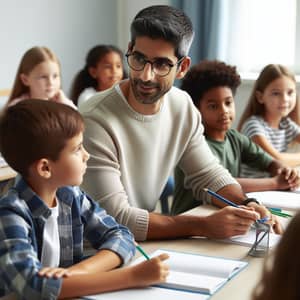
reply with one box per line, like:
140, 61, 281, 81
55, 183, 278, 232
134, 242, 150, 260
268, 208, 292, 218
203, 188, 270, 223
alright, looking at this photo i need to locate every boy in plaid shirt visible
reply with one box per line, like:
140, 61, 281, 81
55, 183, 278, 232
0, 100, 168, 300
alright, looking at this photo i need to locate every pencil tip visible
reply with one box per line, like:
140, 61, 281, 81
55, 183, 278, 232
203, 188, 208, 192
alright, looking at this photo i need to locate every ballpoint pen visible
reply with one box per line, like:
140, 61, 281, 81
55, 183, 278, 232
203, 188, 270, 223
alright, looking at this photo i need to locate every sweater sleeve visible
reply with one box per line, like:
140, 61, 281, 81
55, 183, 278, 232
81, 117, 149, 241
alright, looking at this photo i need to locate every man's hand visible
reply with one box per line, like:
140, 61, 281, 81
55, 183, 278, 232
203, 206, 259, 239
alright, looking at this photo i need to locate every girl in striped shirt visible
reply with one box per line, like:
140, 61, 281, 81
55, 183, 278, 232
238, 64, 300, 174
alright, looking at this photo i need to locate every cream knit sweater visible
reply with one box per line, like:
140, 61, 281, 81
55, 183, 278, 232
80, 83, 237, 240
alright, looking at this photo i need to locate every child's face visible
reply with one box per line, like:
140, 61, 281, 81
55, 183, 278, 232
198, 86, 235, 140
49, 132, 89, 187
21, 60, 61, 100
89, 52, 124, 91
257, 76, 297, 120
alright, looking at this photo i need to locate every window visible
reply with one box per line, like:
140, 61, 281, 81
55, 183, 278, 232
219, 0, 298, 75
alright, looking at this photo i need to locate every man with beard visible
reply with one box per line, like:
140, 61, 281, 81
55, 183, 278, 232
79, 5, 280, 242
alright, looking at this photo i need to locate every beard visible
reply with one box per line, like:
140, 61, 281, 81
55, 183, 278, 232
130, 77, 170, 105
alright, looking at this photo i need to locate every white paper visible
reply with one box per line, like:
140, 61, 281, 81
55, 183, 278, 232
247, 191, 300, 211
86, 286, 209, 300
132, 249, 247, 294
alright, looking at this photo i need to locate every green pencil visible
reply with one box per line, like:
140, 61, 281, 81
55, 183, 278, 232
134, 242, 150, 260
268, 208, 292, 218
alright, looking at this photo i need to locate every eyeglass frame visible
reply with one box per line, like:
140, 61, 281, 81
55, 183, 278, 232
125, 52, 185, 77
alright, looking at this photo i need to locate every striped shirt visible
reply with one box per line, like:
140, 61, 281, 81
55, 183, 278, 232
240, 115, 300, 177
0, 177, 135, 300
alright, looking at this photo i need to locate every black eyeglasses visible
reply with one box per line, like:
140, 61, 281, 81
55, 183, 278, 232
126, 52, 185, 77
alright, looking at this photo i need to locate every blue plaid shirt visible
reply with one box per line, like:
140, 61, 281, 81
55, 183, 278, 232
0, 177, 135, 300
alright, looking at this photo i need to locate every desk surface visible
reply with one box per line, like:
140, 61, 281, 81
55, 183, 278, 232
136, 205, 268, 300
82, 204, 285, 300
0, 165, 17, 181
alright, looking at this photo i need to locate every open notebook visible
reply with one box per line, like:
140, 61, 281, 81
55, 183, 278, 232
86, 286, 209, 300
247, 191, 300, 211
131, 249, 247, 295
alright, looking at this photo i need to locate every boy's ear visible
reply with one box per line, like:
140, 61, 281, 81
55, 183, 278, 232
20, 73, 29, 86
175, 56, 191, 80
36, 158, 52, 179
256, 91, 264, 104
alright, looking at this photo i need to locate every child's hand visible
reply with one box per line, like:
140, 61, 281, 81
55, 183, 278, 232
38, 267, 71, 279
276, 167, 300, 190
131, 253, 169, 286
51, 89, 67, 103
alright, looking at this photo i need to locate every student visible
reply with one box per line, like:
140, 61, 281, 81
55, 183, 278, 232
0, 100, 169, 299
238, 64, 300, 173
171, 60, 300, 215
70, 45, 127, 107
79, 5, 281, 242
252, 211, 300, 300
6, 46, 76, 109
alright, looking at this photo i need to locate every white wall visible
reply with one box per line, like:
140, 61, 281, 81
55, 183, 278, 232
0, 0, 118, 97
116, 0, 170, 50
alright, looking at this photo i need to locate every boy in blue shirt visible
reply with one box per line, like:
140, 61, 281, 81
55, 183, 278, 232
0, 100, 168, 299
172, 60, 300, 214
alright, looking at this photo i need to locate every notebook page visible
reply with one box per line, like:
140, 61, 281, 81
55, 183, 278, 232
136, 249, 247, 279
87, 286, 209, 300
164, 270, 225, 294
247, 191, 300, 211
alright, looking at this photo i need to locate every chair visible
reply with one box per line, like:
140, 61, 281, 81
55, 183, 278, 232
159, 176, 174, 215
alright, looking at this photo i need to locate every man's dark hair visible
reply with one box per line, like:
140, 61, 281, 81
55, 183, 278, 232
0, 100, 84, 178
130, 5, 194, 58
181, 60, 241, 107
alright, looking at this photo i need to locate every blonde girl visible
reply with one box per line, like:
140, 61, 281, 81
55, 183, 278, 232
238, 64, 300, 168
70, 45, 127, 107
7, 46, 76, 109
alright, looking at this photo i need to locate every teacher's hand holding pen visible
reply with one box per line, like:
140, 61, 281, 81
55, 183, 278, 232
204, 188, 283, 235
204, 206, 260, 239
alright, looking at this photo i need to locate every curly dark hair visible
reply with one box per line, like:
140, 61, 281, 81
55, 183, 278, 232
181, 60, 241, 107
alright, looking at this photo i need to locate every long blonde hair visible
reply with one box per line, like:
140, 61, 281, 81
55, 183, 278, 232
7, 46, 61, 105
237, 64, 298, 131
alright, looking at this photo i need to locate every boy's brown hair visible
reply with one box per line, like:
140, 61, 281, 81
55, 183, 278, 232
0, 99, 84, 177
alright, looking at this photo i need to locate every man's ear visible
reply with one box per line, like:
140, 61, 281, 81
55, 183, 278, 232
175, 56, 191, 79
256, 91, 264, 104
127, 42, 133, 53
20, 73, 29, 86
36, 158, 52, 179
